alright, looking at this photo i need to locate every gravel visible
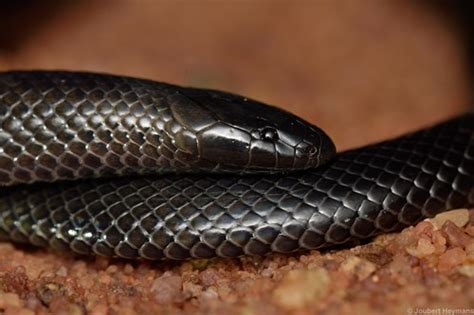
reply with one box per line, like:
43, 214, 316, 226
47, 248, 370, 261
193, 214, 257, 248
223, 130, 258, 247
0, 208, 471, 314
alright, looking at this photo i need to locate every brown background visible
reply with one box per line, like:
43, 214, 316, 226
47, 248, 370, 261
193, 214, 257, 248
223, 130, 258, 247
1, 1, 470, 150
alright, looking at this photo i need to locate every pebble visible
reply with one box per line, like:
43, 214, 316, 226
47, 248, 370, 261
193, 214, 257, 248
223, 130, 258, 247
182, 282, 203, 298
151, 272, 183, 304
406, 238, 436, 258
56, 266, 68, 277
106, 265, 118, 274
200, 288, 218, 301
98, 273, 112, 285
457, 265, 474, 277
438, 247, 467, 273
124, 264, 134, 275
432, 209, 470, 229
199, 269, 220, 287
442, 221, 472, 249
272, 268, 329, 309
340, 256, 376, 280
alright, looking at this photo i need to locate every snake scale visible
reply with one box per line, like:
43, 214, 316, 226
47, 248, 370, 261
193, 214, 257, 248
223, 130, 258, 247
0, 71, 472, 260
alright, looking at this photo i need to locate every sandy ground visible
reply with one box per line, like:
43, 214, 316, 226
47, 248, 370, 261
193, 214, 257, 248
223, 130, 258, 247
0, 1, 473, 314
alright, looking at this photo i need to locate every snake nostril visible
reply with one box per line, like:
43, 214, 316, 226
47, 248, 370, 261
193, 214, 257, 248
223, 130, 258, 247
296, 143, 318, 158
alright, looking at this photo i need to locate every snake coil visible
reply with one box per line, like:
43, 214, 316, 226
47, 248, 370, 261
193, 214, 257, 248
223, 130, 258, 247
0, 71, 472, 260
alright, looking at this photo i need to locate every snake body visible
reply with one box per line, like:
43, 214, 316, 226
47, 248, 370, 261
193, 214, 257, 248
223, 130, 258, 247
0, 71, 334, 186
0, 71, 472, 260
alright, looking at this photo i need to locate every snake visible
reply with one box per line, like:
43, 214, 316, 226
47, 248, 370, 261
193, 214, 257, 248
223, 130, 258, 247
0, 71, 472, 260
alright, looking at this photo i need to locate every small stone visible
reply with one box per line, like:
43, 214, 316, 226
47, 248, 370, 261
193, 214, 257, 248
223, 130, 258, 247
105, 265, 118, 274
98, 273, 112, 285
406, 238, 435, 258
457, 265, 474, 277
199, 269, 220, 287
442, 221, 471, 248
124, 264, 134, 275
56, 266, 68, 277
340, 256, 376, 280
200, 288, 218, 300
432, 209, 470, 229
36, 282, 66, 306
183, 282, 203, 298
272, 268, 329, 309
151, 272, 183, 304
413, 221, 435, 235
438, 247, 467, 273
261, 268, 273, 278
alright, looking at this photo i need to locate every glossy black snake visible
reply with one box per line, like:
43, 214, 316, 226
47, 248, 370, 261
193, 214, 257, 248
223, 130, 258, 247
0, 71, 472, 260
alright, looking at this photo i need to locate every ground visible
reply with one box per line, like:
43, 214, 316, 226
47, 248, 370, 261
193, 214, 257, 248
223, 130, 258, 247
0, 1, 472, 314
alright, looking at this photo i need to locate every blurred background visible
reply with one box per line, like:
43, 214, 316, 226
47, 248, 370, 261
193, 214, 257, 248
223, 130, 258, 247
0, 0, 472, 150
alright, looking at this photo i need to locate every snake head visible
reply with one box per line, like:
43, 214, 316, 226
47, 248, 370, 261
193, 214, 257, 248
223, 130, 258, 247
169, 88, 335, 173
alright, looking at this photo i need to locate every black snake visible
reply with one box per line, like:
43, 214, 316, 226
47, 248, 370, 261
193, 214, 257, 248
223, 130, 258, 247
0, 71, 472, 260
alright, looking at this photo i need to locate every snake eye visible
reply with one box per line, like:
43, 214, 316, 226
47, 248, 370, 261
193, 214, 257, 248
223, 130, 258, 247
260, 128, 279, 142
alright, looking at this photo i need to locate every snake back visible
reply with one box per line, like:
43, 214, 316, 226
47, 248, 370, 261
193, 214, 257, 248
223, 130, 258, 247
0, 71, 334, 186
